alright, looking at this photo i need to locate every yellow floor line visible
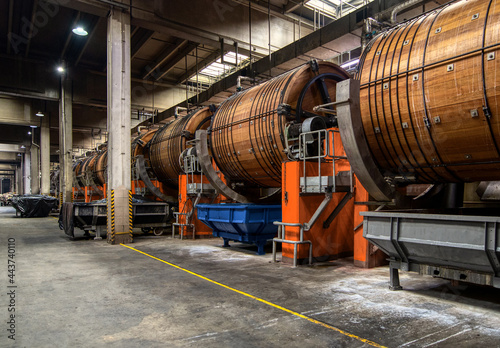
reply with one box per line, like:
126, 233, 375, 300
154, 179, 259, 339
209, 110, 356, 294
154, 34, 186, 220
121, 243, 387, 348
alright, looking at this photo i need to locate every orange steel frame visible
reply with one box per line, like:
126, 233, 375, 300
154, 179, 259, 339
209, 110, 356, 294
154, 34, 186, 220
352, 177, 387, 268
73, 176, 175, 204
281, 161, 354, 263
280, 130, 385, 267
73, 184, 106, 203
177, 174, 220, 239
131, 179, 172, 202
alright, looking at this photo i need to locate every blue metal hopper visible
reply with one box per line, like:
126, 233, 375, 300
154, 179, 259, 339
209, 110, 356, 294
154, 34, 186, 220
196, 204, 281, 255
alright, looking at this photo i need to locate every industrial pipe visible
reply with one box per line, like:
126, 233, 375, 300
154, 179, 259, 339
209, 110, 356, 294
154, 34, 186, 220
390, 0, 422, 23
236, 76, 255, 91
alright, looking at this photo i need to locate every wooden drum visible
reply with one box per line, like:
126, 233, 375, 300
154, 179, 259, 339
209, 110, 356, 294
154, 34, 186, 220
77, 156, 93, 179
132, 129, 158, 159
94, 150, 107, 186
149, 107, 213, 186
73, 160, 83, 186
211, 61, 348, 187
358, 0, 500, 183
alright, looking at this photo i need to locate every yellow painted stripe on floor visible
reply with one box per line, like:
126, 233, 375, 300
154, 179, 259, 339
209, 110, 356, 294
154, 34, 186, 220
121, 244, 387, 348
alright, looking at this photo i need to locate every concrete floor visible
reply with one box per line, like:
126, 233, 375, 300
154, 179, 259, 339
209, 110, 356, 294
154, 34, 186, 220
1, 206, 500, 347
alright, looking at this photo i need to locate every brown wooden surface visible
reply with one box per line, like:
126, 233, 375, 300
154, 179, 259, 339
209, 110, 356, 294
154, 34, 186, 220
358, 0, 500, 183
94, 150, 107, 186
73, 161, 83, 186
149, 107, 213, 186
78, 156, 93, 178
211, 61, 348, 188
132, 129, 158, 159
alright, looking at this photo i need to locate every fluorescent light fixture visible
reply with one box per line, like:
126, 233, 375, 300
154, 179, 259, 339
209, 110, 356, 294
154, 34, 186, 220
340, 59, 359, 69
35, 111, 44, 117
20, 145, 25, 149
28, 131, 32, 135
189, 52, 249, 86
72, 26, 88, 36
30, 125, 37, 128
57, 66, 65, 73
305, 0, 375, 19
17, 153, 22, 157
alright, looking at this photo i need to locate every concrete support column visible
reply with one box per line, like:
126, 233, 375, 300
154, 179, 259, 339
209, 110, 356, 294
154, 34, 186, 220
59, 76, 73, 203
24, 150, 31, 194
106, 8, 132, 244
15, 165, 22, 194
40, 116, 50, 195
30, 144, 40, 194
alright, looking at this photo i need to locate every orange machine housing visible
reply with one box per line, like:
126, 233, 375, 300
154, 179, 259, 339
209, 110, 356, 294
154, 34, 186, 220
176, 174, 220, 238
352, 177, 387, 268
73, 185, 107, 203
281, 130, 353, 263
131, 179, 175, 202
281, 130, 385, 266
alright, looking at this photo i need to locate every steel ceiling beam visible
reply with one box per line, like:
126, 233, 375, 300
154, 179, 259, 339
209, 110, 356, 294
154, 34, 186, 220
153, 42, 198, 81
142, 38, 186, 80
60, 12, 81, 60
24, 0, 39, 58
131, 28, 155, 60
75, 16, 103, 66
283, 0, 304, 13
228, 0, 314, 27
175, 49, 222, 85
6, 0, 14, 54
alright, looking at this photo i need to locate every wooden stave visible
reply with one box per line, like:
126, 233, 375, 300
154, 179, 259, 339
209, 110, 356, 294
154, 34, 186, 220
211, 61, 349, 188
132, 129, 157, 160
73, 127, 157, 188
94, 150, 107, 186
78, 156, 93, 179
73, 160, 83, 186
87, 155, 98, 175
149, 107, 213, 186
358, 0, 500, 183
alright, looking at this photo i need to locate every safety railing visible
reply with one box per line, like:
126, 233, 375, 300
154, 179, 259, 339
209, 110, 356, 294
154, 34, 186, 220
327, 129, 353, 193
272, 221, 313, 267
172, 211, 195, 240
298, 128, 353, 194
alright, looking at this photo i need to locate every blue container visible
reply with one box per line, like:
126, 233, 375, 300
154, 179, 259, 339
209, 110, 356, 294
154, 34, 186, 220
196, 204, 281, 255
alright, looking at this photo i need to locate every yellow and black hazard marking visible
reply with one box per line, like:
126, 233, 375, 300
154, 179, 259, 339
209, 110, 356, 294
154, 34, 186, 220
110, 189, 115, 243
128, 190, 133, 240
59, 192, 63, 208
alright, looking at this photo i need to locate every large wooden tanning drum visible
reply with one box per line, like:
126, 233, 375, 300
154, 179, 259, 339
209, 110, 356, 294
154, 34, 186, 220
93, 150, 107, 186
210, 61, 349, 187
132, 129, 158, 160
76, 156, 93, 182
73, 160, 84, 186
149, 107, 213, 186
358, 0, 500, 183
